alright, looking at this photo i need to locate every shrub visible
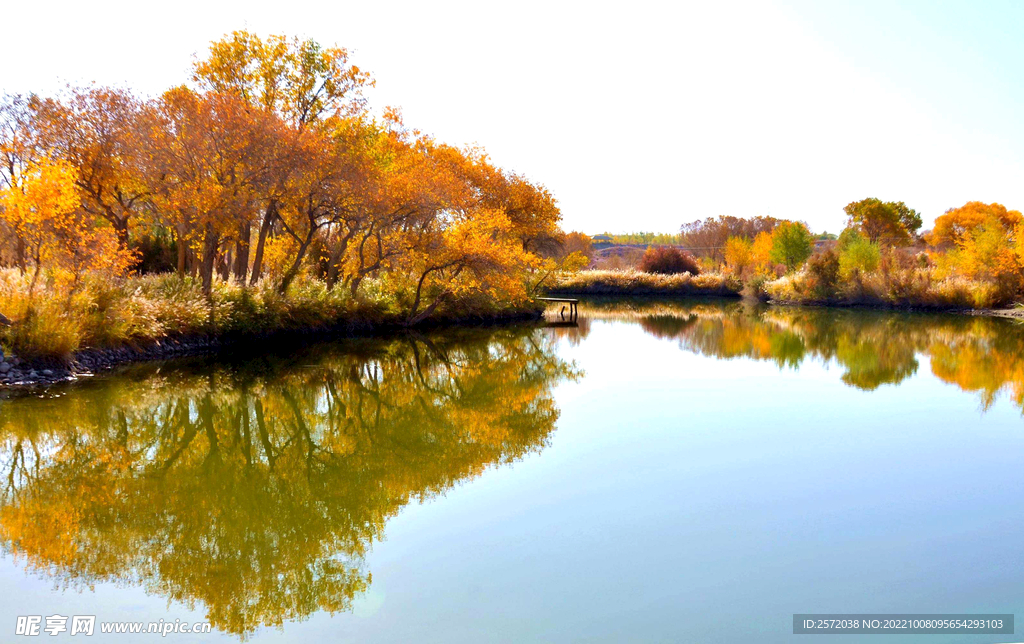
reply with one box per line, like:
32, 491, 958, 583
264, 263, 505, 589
838, 229, 881, 280
741, 273, 771, 300
638, 246, 700, 275
805, 249, 840, 297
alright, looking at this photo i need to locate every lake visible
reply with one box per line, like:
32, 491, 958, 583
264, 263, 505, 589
1, 298, 1023, 643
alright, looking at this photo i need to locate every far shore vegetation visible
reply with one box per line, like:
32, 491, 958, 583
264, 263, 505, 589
554, 200, 1024, 311
0, 31, 589, 361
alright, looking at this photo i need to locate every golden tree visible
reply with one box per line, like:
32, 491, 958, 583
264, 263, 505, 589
31, 86, 151, 250
0, 156, 134, 293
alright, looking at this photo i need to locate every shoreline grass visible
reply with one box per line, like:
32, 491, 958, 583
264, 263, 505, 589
0, 269, 542, 363
545, 269, 742, 297
543, 269, 1021, 314
764, 270, 1017, 311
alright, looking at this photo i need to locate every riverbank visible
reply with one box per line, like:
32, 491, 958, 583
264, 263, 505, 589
545, 269, 742, 297
546, 269, 1022, 314
0, 270, 545, 389
0, 307, 544, 389
6, 267, 1018, 389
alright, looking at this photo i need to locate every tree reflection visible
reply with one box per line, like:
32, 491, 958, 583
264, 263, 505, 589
572, 298, 1024, 407
0, 328, 576, 637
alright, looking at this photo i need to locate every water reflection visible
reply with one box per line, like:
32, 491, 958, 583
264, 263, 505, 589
0, 328, 577, 637
555, 298, 1024, 408
6, 300, 1024, 639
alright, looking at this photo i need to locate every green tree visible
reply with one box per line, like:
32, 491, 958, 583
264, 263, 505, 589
843, 198, 921, 246
837, 228, 880, 279
769, 221, 812, 271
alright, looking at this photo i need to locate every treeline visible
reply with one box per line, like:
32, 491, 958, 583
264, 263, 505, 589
0, 31, 580, 327
582, 197, 1024, 309
594, 232, 681, 246
701, 198, 1024, 307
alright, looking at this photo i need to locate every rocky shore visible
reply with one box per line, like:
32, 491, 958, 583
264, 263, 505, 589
0, 336, 224, 388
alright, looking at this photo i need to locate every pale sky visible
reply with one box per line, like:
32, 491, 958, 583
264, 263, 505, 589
3, 0, 1022, 235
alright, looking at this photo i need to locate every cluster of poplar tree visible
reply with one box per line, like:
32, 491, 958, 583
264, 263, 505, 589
0, 31, 563, 321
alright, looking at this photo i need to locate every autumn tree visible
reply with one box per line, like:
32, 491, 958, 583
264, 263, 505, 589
679, 215, 780, 260
0, 94, 36, 271
0, 30, 569, 328
325, 115, 477, 297
434, 143, 562, 254
750, 231, 775, 274
836, 228, 880, 280
0, 157, 79, 290
724, 236, 752, 275
192, 30, 374, 285
949, 218, 1021, 285
769, 221, 813, 271
561, 231, 594, 261
274, 123, 363, 292
843, 198, 921, 246
929, 201, 1023, 246
148, 87, 283, 294
0, 156, 134, 293
30, 86, 151, 250
192, 30, 372, 127
404, 209, 537, 325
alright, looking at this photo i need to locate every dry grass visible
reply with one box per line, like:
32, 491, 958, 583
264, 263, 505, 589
765, 268, 1009, 309
547, 269, 741, 297
0, 269, 539, 361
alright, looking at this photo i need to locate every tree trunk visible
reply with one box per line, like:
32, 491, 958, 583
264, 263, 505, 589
406, 294, 448, 326
325, 229, 353, 288
220, 247, 232, 280
15, 236, 26, 274
250, 201, 277, 286
113, 216, 130, 250
406, 264, 460, 325
200, 223, 220, 296
176, 225, 187, 278
278, 237, 313, 294
234, 221, 251, 283
29, 254, 41, 295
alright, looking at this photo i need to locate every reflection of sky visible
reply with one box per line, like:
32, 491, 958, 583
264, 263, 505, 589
328, 320, 1024, 644
3, 315, 1024, 642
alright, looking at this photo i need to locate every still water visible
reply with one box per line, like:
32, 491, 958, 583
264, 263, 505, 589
1, 298, 1024, 643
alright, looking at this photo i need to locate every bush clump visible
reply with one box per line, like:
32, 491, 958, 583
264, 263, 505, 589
638, 246, 701, 275
805, 248, 840, 298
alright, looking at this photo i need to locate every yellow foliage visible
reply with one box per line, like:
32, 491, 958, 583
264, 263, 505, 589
0, 156, 136, 291
751, 231, 775, 275
723, 236, 752, 274
930, 201, 1023, 246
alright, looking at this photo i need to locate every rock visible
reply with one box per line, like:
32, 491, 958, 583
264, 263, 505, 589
41, 369, 54, 377
0, 363, 9, 374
